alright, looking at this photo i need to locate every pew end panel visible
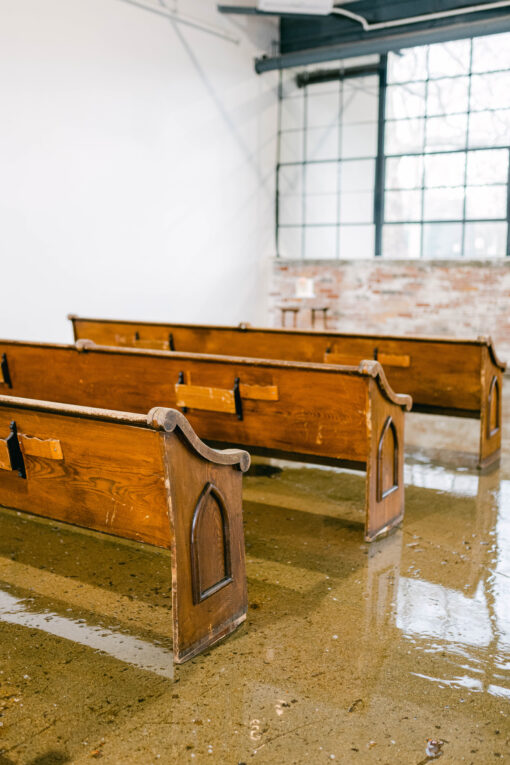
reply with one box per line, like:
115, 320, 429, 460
478, 338, 506, 470
0, 396, 250, 664
362, 362, 412, 543
149, 406, 249, 663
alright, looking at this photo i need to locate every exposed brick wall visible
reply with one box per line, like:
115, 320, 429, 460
270, 259, 510, 364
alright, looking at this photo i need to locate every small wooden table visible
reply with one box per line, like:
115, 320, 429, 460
311, 306, 329, 329
278, 305, 300, 328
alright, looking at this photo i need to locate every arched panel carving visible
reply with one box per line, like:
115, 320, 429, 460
487, 376, 501, 439
377, 416, 399, 503
190, 482, 233, 605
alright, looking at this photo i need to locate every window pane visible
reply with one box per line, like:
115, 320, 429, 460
306, 91, 340, 129
386, 82, 426, 119
339, 224, 375, 257
427, 77, 469, 116
278, 164, 302, 195
465, 185, 507, 220
469, 109, 510, 148
428, 40, 471, 78
305, 194, 338, 225
341, 159, 375, 192
471, 72, 510, 111
279, 195, 303, 225
305, 80, 339, 96
424, 153, 465, 188
423, 223, 463, 258
472, 32, 510, 73
464, 222, 507, 257
280, 68, 301, 99
385, 190, 422, 222
423, 187, 464, 220
383, 223, 422, 258
339, 192, 373, 224
385, 155, 424, 190
305, 161, 338, 194
341, 122, 377, 158
425, 114, 468, 152
304, 225, 337, 259
306, 126, 339, 160
388, 46, 428, 84
385, 118, 425, 154
466, 149, 509, 186
278, 226, 302, 259
280, 130, 304, 163
342, 77, 379, 123
281, 95, 304, 131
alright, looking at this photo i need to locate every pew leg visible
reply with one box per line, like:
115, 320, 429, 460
164, 434, 247, 663
364, 399, 406, 542
478, 359, 503, 471
478, 410, 502, 471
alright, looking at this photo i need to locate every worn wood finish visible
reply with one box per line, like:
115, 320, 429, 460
0, 395, 249, 663
1, 339, 410, 541
69, 316, 506, 468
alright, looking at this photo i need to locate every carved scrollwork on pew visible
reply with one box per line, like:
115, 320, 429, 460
377, 416, 399, 503
190, 482, 233, 605
487, 376, 501, 439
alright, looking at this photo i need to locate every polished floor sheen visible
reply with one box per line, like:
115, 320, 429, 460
1, 383, 509, 764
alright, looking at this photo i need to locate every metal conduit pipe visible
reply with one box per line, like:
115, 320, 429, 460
331, 0, 510, 31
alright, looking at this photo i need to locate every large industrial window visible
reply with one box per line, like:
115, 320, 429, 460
277, 56, 380, 259
276, 32, 510, 259
384, 35, 510, 259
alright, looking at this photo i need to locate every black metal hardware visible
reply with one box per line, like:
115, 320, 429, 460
134, 331, 140, 341
6, 421, 26, 479
178, 372, 187, 413
1, 353, 12, 388
168, 333, 175, 351
233, 378, 243, 421
374, 347, 379, 361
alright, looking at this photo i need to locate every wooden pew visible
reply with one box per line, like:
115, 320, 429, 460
0, 393, 249, 663
68, 316, 506, 469
0, 339, 411, 542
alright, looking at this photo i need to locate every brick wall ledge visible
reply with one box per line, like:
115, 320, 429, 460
272, 258, 510, 267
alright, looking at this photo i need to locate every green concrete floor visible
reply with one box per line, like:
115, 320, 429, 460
1, 382, 510, 764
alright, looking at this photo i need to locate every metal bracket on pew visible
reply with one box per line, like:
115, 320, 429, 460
177, 372, 187, 413
0, 421, 26, 478
168, 332, 175, 351
233, 378, 243, 421
0, 354, 12, 388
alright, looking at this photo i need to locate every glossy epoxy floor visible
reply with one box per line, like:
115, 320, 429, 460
1, 386, 510, 764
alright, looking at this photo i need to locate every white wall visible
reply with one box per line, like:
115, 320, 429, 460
0, 0, 278, 342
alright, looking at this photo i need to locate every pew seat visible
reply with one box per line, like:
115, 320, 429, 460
0, 394, 249, 663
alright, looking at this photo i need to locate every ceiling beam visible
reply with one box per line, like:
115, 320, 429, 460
255, 12, 510, 71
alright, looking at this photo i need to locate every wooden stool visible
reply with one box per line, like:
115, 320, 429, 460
278, 305, 300, 328
311, 306, 329, 329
